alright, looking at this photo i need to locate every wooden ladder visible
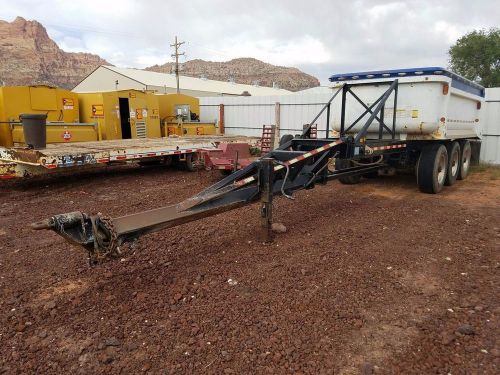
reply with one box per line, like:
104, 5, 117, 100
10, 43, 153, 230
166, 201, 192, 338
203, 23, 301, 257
260, 125, 276, 153
303, 124, 318, 139
309, 124, 317, 139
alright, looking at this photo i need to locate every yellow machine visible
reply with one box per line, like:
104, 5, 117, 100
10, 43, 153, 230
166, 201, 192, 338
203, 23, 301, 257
0, 86, 97, 147
157, 93, 216, 137
78, 90, 161, 140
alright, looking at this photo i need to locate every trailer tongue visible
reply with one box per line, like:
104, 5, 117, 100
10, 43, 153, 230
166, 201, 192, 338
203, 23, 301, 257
31, 135, 374, 264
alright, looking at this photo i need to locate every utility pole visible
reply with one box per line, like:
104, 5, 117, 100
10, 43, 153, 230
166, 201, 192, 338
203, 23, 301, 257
170, 36, 185, 94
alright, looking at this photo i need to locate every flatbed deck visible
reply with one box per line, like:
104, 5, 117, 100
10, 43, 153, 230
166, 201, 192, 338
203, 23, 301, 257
0, 135, 258, 178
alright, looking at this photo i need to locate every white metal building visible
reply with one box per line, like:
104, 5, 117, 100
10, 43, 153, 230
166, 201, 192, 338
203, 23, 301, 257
481, 88, 500, 164
73, 65, 292, 97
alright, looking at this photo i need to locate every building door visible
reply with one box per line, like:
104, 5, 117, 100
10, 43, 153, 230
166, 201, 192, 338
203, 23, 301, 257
118, 98, 132, 139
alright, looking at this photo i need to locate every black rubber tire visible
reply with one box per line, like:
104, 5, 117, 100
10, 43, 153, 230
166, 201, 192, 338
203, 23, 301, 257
279, 134, 294, 147
445, 141, 460, 186
417, 144, 448, 194
363, 171, 379, 178
138, 159, 163, 167
457, 140, 471, 180
335, 159, 361, 185
185, 153, 198, 172
163, 155, 173, 167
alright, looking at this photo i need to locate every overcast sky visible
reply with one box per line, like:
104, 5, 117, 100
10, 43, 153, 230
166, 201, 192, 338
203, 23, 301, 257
0, 0, 498, 84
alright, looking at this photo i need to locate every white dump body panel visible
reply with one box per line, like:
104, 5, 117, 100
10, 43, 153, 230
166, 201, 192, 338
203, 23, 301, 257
329, 70, 484, 141
480, 88, 500, 164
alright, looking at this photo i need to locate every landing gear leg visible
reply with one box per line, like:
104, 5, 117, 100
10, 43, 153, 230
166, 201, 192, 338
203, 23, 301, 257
260, 158, 274, 243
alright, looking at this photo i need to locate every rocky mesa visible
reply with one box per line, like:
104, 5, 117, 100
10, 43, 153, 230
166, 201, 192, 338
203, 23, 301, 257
0, 17, 319, 92
146, 58, 320, 92
0, 17, 108, 89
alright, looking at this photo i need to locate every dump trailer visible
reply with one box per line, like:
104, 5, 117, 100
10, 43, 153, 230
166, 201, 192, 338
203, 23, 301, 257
32, 68, 484, 264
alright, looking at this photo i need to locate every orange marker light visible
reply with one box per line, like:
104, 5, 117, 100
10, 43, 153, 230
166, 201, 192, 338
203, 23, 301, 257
442, 84, 449, 95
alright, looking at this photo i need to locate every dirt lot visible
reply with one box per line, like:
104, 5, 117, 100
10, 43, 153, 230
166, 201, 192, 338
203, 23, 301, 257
0, 165, 499, 374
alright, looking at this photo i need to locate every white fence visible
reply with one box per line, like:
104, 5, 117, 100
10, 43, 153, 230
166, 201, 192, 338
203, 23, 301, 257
199, 93, 336, 139
480, 88, 500, 165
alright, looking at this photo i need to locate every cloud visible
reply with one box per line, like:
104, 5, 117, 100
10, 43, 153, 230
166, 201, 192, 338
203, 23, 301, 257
196, 35, 331, 66
0, 0, 498, 84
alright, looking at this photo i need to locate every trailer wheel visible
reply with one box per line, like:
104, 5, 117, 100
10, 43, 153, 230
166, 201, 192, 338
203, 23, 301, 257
445, 141, 460, 186
138, 159, 163, 167
457, 140, 471, 180
417, 144, 448, 194
279, 134, 294, 147
164, 155, 173, 167
335, 159, 361, 185
185, 153, 198, 172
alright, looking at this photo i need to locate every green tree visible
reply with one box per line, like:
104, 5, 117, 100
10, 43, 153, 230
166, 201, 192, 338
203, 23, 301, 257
448, 28, 500, 88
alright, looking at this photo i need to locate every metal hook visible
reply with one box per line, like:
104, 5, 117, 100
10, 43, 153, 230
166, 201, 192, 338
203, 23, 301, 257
274, 160, 295, 200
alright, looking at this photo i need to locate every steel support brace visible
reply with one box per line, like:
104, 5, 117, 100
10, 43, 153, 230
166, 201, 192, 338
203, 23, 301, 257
259, 158, 274, 243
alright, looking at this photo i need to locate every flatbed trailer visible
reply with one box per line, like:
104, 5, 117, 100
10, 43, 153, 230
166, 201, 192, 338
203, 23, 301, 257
0, 135, 258, 179
32, 68, 484, 265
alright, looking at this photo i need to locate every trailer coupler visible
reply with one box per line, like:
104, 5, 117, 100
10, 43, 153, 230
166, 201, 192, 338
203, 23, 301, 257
31, 211, 120, 264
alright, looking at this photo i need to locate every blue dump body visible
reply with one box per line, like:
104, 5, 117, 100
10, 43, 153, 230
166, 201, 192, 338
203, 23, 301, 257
329, 67, 485, 98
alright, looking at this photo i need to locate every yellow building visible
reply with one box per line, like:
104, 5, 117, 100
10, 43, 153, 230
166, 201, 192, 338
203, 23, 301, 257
157, 93, 216, 136
0, 86, 98, 147
78, 90, 161, 140
0, 87, 214, 148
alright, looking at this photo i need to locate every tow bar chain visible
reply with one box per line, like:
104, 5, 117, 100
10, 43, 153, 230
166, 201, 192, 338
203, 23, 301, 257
89, 214, 120, 265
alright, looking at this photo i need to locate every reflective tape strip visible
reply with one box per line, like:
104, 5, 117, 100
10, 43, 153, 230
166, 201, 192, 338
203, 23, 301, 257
371, 143, 406, 151
234, 139, 343, 187
108, 149, 200, 161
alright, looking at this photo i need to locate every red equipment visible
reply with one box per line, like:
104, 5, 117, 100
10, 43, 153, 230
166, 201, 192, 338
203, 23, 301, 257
202, 143, 256, 172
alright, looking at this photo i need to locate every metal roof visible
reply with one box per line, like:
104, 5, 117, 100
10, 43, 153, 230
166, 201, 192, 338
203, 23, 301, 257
329, 67, 485, 98
292, 86, 336, 95
101, 66, 292, 96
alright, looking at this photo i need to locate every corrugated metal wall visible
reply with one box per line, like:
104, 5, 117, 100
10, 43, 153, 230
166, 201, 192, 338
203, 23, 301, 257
480, 88, 500, 165
199, 93, 335, 138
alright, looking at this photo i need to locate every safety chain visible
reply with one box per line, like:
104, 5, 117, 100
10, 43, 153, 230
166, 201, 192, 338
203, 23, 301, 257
88, 214, 120, 265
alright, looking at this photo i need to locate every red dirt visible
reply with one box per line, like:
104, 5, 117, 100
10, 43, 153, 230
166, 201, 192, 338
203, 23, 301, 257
0, 166, 499, 374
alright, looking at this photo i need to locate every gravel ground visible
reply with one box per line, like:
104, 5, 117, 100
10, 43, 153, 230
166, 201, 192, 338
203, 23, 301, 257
0, 165, 498, 374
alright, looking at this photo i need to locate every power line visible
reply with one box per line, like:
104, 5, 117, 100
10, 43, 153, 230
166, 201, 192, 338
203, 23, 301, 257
46, 21, 232, 60
36, 19, 147, 40
13, 18, 238, 67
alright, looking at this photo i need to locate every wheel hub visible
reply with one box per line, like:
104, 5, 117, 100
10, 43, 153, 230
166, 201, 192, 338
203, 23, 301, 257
437, 153, 446, 185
